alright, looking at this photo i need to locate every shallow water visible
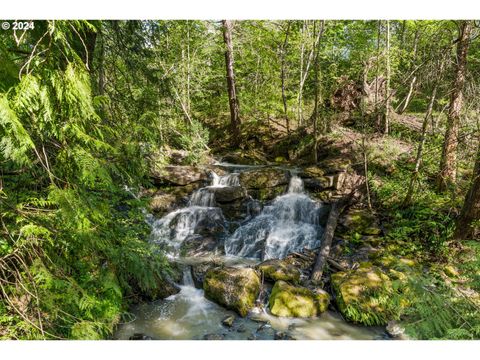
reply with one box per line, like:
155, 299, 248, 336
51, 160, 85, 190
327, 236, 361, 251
114, 282, 386, 340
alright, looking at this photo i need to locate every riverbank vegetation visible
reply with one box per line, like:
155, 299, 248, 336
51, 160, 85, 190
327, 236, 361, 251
1, 20, 479, 339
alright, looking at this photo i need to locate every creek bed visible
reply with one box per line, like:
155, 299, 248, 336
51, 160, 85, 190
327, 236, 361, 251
115, 165, 388, 340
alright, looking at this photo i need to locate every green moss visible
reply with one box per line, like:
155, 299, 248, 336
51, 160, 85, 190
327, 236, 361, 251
341, 209, 382, 237
204, 267, 260, 317
331, 266, 401, 326
269, 281, 330, 318
257, 260, 301, 284
444, 265, 459, 278
254, 186, 286, 201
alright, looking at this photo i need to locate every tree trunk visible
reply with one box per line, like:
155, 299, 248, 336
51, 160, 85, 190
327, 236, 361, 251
454, 144, 480, 240
403, 84, 438, 206
310, 201, 342, 284
297, 21, 323, 126
384, 20, 391, 135
222, 20, 241, 146
312, 21, 325, 162
311, 190, 356, 284
398, 76, 416, 114
280, 22, 291, 133
437, 21, 472, 191
374, 20, 382, 131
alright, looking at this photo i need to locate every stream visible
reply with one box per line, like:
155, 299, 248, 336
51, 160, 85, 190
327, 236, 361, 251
114, 164, 387, 340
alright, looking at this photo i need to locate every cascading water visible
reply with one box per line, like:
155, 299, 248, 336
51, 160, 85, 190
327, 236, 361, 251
212, 172, 240, 187
115, 167, 385, 340
150, 172, 241, 254
224, 176, 323, 260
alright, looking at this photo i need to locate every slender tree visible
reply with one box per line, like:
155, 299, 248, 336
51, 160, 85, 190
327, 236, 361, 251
383, 20, 391, 135
222, 20, 241, 146
280, 22, 291, 133
437, 20, 473, 191
454, 142, 480, 240
312, 20, 325, 162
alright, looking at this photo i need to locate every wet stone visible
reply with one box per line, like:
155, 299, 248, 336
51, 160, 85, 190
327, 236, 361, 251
274, 331, 296, 340
222, 314, 236, 327
203, 333, 225, 340
236, 324, 247, 333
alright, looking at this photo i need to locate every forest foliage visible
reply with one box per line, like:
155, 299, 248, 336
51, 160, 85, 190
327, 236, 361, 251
0, 20, 479, 339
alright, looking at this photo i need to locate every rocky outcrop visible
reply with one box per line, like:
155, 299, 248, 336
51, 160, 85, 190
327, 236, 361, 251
221, 151, 269, 165
300, 165, 347, 193
269, 281, 330, 318
331, 266, 399, 326
148, 193, 178, 215
203, 267, 261, 317
256, 259, 301, 284
151, 165, 208, 186
239, 168, 290, 201
211, 186, 246, 203
180, 235, 224, 257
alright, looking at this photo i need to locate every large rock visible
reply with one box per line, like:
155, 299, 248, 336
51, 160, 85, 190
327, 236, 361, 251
151, 165, 208, 186
300, 165, 346, 192
331, 266, 399, 326
221, 151, 268, 165
137, 276, 180, 301
179, 235, 223, 257
211, 186, 246, 203
269, 281, 330, 318
239, 168, 290, 189
339, 208, 382, 236
203, 267, 261, 317
149, 193, 178, 214
239, 168, 290, 201
256, 259, 301, 284
191, 262, 218, 289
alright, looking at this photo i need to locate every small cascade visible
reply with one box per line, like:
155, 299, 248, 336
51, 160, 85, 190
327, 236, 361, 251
151, 206, 225, 251
150, 171, 237, 254
288, 175, 304, 193
212, 172, 240, 187
225, 176, 323, 260
189, 188, 216, 207
182, 266, 194, 287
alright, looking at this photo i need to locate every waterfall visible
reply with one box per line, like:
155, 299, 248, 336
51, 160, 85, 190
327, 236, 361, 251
189, 188, 216, 207
151, 170, 323, 260
188, 173, 240, 207
150, 171, 237, 254
182, 267, 194, 287
225, 176, 323, 260
212, 172, 240, 187
151, 206, 225, 250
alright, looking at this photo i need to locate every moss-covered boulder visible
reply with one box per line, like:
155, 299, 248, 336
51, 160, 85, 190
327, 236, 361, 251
331, 266, 400, 326
269, 281, 330, 318
203, 267, 261, 317
340, 209, 382, 236
257, 259, 301, 284
211, 186, 246, 203
239, 168, 289, 200
317, 157, 351, 173
149, 193, 178, 215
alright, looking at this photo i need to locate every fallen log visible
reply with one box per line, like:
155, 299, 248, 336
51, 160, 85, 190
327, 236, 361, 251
310, 189, 358, 284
